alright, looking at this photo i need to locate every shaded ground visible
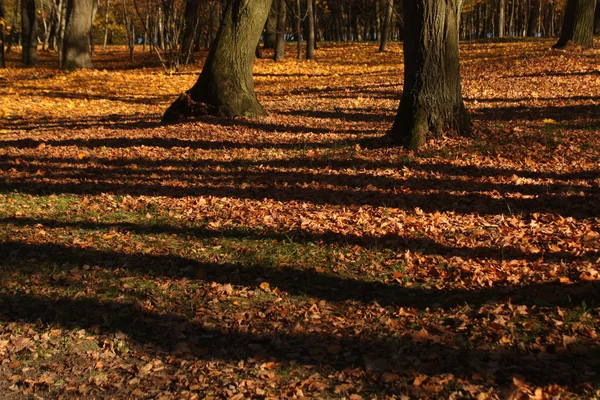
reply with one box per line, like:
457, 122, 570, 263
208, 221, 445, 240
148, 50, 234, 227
0, 41, 599, 399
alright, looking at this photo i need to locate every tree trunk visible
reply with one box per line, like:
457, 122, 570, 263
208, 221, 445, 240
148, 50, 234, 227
62, 0, 94, 69
498, 0, 505, 37
594, 0, 600, 34
527, 0, 540, 36
274, 0, 285, 60
263, 4, 277, 48
180, 0, 199, 64
21, 0, 38, 65
162, 0, 273, 122
554, 0, 595, 48
379, 0, 393, 51
102, 0, 109, 50
296, 0, 302, 59
0, 0, 5, 68
390, 0, 469, 149
306, 0, 314, 59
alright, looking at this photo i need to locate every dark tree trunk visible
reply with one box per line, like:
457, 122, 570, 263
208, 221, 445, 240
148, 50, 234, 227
554, 0, 595, 48
263, 4, 277, 48
296, 0, 302, 59
306, 0, 314, 59
0, 0, 5, 68
62, 0, 94, 69
379, 0, 393, 51
390, 0, 469, 149
21, 0, 38, 65
527, 0, 540, 36
180, 0, 200, 64
274, 0, 285, 60
162, 0, 273, 122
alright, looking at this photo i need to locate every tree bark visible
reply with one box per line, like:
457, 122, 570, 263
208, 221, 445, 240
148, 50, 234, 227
21, 0, 38, 65
274, 0, 285, 60
102, 0, 109, 50
390, 0, 469, 149
296, 0, 302, 59
0, 0, 5, 68
554, 0, 595, 48
306, 0, 314, 59
62, 0, 94, 69
527, 0, 540, 36
162, 0, 273, 122
263, 4, 277, 48
379, 0, 393, 51
593, 0, 600, 34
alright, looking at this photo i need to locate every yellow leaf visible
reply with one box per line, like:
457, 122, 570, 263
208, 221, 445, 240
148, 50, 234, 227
259, 282, 270, 291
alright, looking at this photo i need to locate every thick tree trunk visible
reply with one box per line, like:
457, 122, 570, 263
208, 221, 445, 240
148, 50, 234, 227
263, 4, 277, 48
0, 0, 5, 68
390, 0, 469, 149
274, 0, 285, 60
21, 0, 38, 65
162, 0, 273, 122
554, 0, 595, 48
62, 0, 94, 69
306, 0, 314, 59
527, 0, 540, 36
379, 0, 393, 51
180, 0, 200, 64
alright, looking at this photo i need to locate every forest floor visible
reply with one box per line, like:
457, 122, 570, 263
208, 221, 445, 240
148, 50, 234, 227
0, 40, 599, 399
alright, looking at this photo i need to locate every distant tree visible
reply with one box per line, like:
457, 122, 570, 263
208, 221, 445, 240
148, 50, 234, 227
180, 0, 200, 65
379, 0, 394, 51
554, 0, 595, 48
274, 0, 285, 60
306, 0, 315, 59
0, 0, 5, 68
21, 0, 37, 65
62, 0, 94, 69
162, 0, 273, 122
389, 0, 469, 149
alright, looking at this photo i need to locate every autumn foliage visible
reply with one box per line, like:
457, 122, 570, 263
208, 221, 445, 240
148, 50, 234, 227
0, 41, 599, 398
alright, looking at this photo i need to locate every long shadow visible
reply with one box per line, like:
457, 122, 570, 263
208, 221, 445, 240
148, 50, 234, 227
0, 287, 598, 388
465, 95, 600, 103
280, 109, 394, 123
474, 104, 600, 122
506, 70, 600, 78
2, 154, 598, 182
3, 217, 597, 264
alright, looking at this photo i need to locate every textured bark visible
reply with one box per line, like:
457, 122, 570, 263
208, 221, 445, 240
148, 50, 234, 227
274, 0, 285, 60
379, 0, 393, 51
390, 0, 469, 149
0, 0, 5, 68
62, 0, 94, 69
595, 0, 600, 34
296, 0, 302, 59
554, 0, 595, 48
162, 0, 273, 122
306, 0, 315, 59
263, 4, 277, 48
21, 0, 38, 65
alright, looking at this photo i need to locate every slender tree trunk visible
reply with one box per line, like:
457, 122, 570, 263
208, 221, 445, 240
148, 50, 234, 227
509, 0, 515, 35
0, 0, 5, 68
62, 0, 94, 69
498, 0, 505, 37
21, 0, 38, 65
527, 0, 540, 36
274, 0, 285, 60
390, 0, 470, 149
162, 0, 273, 122
296, 0, 302, 59
102, 0, 109, 50
90, 0, 98, 54
554, 0, 595, 48
379, 0, 393, 51
306, 0, 314, 59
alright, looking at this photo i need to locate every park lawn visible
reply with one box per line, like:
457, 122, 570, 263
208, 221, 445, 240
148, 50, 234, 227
0, 41, 599, 399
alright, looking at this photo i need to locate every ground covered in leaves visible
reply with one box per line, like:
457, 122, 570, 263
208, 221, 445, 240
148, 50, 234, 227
0, 41, 599, 399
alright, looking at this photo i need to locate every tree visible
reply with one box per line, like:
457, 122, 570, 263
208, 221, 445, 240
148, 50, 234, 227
21, 0, 38, 65
554, 0, 595, 48
379, 0, 394, 51
162, 0, 273, 122
389, 0, 469, 149
274, 0, 285, 61
180, 0, 201, 65
0, 0, 5, 68
306, 0, 315, 59
62, 0, 95, 69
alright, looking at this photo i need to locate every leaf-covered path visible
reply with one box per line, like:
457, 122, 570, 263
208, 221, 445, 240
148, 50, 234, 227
0, 41, 599, 398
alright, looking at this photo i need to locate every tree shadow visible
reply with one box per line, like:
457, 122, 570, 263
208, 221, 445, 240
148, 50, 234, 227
473, 104, 600, 122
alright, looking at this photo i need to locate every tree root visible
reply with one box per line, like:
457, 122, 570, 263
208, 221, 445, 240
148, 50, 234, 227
161, 93, 216, 124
